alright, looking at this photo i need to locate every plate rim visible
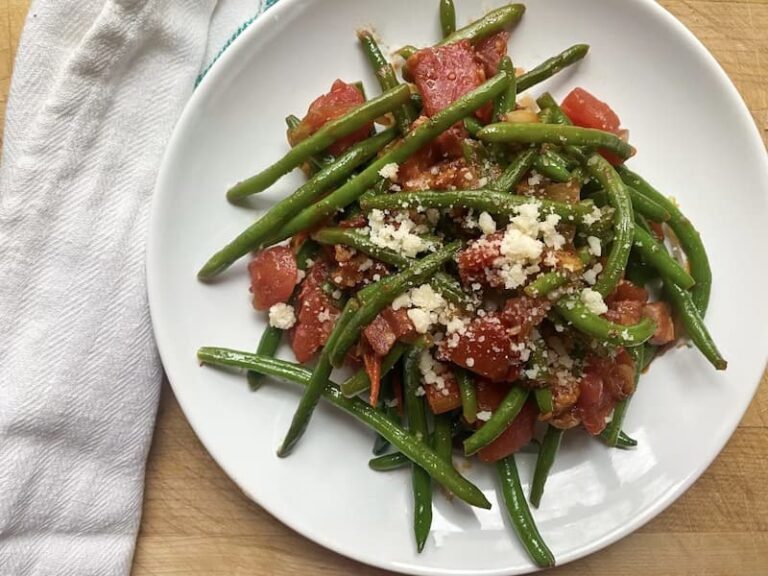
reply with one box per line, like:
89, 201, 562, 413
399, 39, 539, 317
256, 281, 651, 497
147, 1, 768, 574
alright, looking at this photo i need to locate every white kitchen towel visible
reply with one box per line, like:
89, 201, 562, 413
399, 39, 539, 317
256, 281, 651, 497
0, 1, 277, 574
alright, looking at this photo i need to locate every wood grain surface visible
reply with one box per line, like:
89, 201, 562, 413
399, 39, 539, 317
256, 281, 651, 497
1, 1, 767, 574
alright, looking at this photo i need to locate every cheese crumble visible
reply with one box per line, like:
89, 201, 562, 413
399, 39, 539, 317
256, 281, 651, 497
580, 288, 608, 315
378, 162, 399, 180
366, 209, 429, 258
268, 303, 296, 329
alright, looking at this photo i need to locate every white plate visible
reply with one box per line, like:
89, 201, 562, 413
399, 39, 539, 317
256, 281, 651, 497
147, 1, 768, 574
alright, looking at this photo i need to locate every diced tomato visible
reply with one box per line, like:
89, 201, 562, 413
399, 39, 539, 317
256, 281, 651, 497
363, 313, 397, 357
330, 255, 390, 288
561, 88, 621, 133
577, 350, 635, 435
407, 41, 491, 123
456, 232, 504, 287
643, 302, 676, 346
425, 372, 462, 415
289, 79, 370, 155
477, 400, 539, 463
604, 300, 644, 326
291, 260, 340, 362
438, 313, 511, 382
248, 246, 298, 310
607, 279, 649, 304
561, 87, 628, 165
400, 153, 478, 191
476, 379, 512, 412
363, 307, 416, 357
473, 31, 509, 77
501, 296, 551, 340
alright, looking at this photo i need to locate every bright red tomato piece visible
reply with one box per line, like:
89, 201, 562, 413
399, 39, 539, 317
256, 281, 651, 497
407, 41, 491, 123
561, 87, 621, 133
438, 313, 511, 382
455, 232, 504, 287
291, 261, 340, 363
363, 307, 416, 357
477, 400, 539, 463
473, 31, 510, 76
607, 279, 649, 304
248, 246, 298, 311
290, 79, 370, 155
561, 87, 628, 165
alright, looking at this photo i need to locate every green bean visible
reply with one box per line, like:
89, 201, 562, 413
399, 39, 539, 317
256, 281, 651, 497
616, 431, 638, 449
589, 186, 671, 223
359, 190, 595, 225
329, 242, 462, 367
529, 425, 563, 508
464, 387, 529, 456
340, 342, 408, 397
601, 346, 643, 447
198, 129, 397, 279
404, 346, 433, 552
369, 451, 410, 471
439, 0, 456, 37
496, 455, 556, 567
247, 240, 318, 390
433, 413, 454, 465
478, 123, 634, 161
285, 114, 334, 174
493, 56, 517, 121
555, 297, 656, 346
397, 45, 418, 59
617, 166, 712, 314
585, 153, 634, 296
664, 281, 727, 370
455, 367, 478, 424
312, 227, 467, 306
357, 30, 415, 136
373, 374, 397, 454
227, 86, 410, 201
533, 149, 572, 183
463, 116, 484, 137
275, 72, 511, 241
278, 298, 360, 456
437, 3, 525, 46
516, 44, 590, 93
633, 225, 695, 289
492, 149, 537, 193
533, 388, 553, 415
197, 347, 491, 509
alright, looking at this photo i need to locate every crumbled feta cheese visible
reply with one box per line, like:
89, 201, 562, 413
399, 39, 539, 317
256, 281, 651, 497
476, 410, 493, 422
317, 308, 331, 323
582, 263, 603, 286
582, 206, 603, 226
407, 308, 432, 333
358, 258, 374, 272
418, 350, 448, 390
296, 269, 306, 282
268, 303, 296, 329
415, 386, 426, 397
367, 209, 429, 258
378, 162, 399, 180
527, 170, 543, 186
332, 290, 342, 300
466, 357, 475, 368
586, 235, 602, 257
478, 211, 497, 235
580, 288, 608, 315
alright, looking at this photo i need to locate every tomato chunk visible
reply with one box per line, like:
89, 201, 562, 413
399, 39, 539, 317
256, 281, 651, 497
474, 31, 509, 77
363, 307, 415, 356
407, 41, 491, 122
477, 400, 538, 463
604, 300, 644, 326
577, 350, 635, 435
607, 279, 649, 304
561, 87, 629, 165
249, 246, 298, 311
290, 79, 370, 155
561, 87, 621, 133
643, 301, 676, 346
291, 261, 340, 363
438, 314, 511, 382
455, 232, 504, 287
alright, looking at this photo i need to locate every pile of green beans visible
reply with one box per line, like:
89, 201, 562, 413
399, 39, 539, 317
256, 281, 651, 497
195, 1, 726, 566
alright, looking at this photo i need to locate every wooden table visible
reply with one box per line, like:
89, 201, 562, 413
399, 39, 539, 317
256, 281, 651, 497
2, 1, 767, 574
